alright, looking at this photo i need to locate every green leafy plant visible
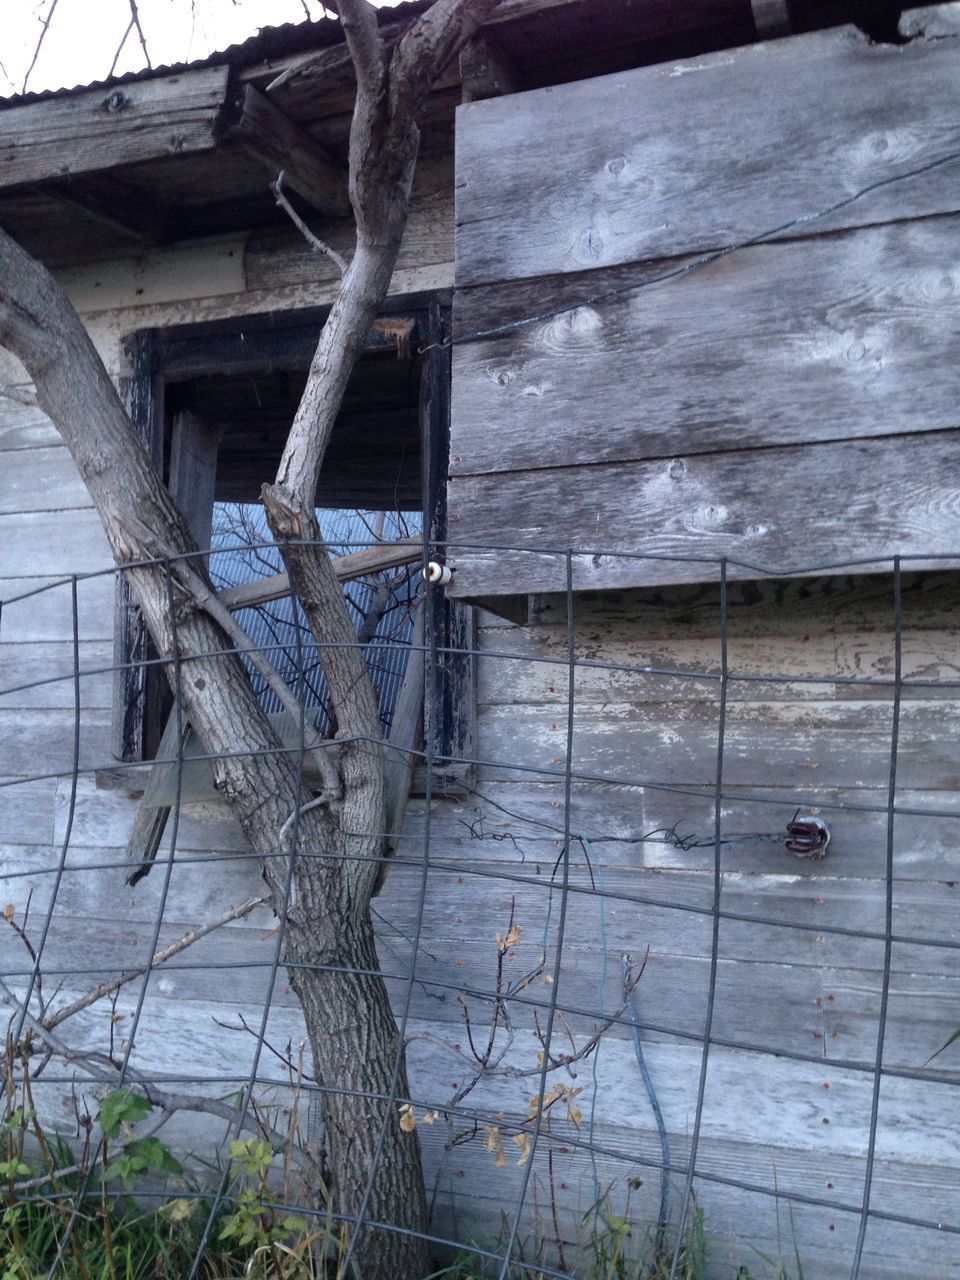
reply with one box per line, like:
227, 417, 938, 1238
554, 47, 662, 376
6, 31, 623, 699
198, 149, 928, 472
218, 1138, 315, 1276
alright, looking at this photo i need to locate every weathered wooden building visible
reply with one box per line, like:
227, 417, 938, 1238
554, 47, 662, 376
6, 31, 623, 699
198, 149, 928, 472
2, 1, 960, 1275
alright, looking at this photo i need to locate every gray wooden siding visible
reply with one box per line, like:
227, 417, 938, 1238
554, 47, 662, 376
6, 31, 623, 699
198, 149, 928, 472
448, 10, 960, 596
2, 36, 960, 1274
5, 536, 960, 1272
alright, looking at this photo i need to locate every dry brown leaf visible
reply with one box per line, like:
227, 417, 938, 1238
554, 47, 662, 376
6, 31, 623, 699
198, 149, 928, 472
513, 1133, 532, 1167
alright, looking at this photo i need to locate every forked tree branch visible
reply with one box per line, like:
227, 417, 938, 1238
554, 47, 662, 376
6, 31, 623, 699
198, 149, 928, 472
42, 896, 271, 1032
334, 0, 384, 104
393, 0, 500, 114
0, 977, 309, 1165
264, 0, 503, 776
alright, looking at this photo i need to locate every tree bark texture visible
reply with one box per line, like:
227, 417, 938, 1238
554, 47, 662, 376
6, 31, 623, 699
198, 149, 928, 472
0, 3, 504, 1275
0, 222, 427, 1276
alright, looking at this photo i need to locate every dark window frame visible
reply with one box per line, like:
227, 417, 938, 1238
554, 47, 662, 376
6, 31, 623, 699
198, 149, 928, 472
114, 291, 475, 791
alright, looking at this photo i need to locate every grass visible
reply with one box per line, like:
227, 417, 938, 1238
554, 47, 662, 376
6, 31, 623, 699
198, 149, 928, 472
0, 1063, 805, 1280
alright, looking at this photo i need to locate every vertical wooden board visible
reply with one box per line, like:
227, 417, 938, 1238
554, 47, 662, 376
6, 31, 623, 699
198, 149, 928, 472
455, 19, 960, 286
169, 411, 220, 549
114, 336, 163, 762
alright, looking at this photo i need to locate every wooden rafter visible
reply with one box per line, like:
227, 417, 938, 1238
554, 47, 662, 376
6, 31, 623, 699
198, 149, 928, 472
227, 84, 349, 217
31, 175, 165, 244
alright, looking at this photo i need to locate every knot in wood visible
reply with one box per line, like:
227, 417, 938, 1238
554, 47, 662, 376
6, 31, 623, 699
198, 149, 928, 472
103, 91, 130, 114
261, 483, 303, 539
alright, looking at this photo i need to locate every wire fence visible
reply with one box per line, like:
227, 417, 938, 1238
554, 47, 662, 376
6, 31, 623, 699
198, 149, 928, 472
1, 542, 959, 1279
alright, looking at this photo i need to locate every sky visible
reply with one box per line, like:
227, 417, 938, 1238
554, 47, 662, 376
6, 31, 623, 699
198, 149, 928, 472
0, 0, 397, 98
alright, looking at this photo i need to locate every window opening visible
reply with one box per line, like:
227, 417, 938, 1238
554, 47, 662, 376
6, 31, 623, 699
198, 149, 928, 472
208, 503, 423, 736
116, 299, 474, 810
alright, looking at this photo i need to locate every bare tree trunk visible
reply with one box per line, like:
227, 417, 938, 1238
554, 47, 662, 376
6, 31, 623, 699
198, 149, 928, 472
0, 3, 503, 1276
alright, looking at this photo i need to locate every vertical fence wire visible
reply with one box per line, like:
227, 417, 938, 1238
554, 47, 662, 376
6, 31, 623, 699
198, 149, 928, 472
668, 557, 728, 1280
498, 550, 577, 1280
11, 576, 81, 1046
849, 555, 902, 1280
36, 579, 97, 1279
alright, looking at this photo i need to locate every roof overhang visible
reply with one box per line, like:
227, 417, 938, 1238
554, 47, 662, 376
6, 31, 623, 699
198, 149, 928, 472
0, 0, 925, 269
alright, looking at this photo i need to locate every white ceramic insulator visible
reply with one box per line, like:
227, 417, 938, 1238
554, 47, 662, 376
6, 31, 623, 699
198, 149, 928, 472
424, 562, 452, 585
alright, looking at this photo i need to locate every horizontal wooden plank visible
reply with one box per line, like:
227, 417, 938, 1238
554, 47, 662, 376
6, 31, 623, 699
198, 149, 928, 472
477, 623, 960, 705
0, 444, 90, 515
51, 763, 960, 886
0, 509, 111, 578
0, 396, 58, 451
218, 537, 422, 609
0, 641, 113, 709
0, 67, 229, 189
424, 1126, 960, 1280
445, 432, 960, 595
0, 778, 55, 844
450, 216, 960, 478
386, 864, 959, 976
6, 853, 960, 1089
405, 1022, 960, 1165
22, 790, 960, 978
476, 697, 960, 792
530, 569, 960, 637
0, 707, 111, 775
227, 84, 348, 217
0, 574, 115, 643
17, 995, 957, 1268
397, 782, 960, 883
478, 572, 960, 704
455, 18, 960, 287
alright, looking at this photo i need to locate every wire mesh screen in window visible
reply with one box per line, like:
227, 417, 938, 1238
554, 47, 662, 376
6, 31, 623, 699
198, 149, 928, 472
209, 503, 422, 734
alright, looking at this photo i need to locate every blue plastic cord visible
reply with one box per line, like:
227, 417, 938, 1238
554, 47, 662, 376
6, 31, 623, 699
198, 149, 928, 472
581, 836, 609, 1213
623, 954, 671, 1253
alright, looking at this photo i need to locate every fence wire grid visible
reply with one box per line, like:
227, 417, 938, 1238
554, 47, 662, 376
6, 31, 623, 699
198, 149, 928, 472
2, 540, 960, 1280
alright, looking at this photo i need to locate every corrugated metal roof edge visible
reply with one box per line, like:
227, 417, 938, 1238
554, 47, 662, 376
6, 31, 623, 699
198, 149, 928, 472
0, 1, 430, 108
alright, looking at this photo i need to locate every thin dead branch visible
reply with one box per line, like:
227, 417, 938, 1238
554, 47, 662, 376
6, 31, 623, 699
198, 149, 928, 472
107, 18, 135, 79
0, 977, 310, 1166
21, 0, 61, 94
272, 172, 350, 276
127, 0, 152, 69
42, 895, 271, 1032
